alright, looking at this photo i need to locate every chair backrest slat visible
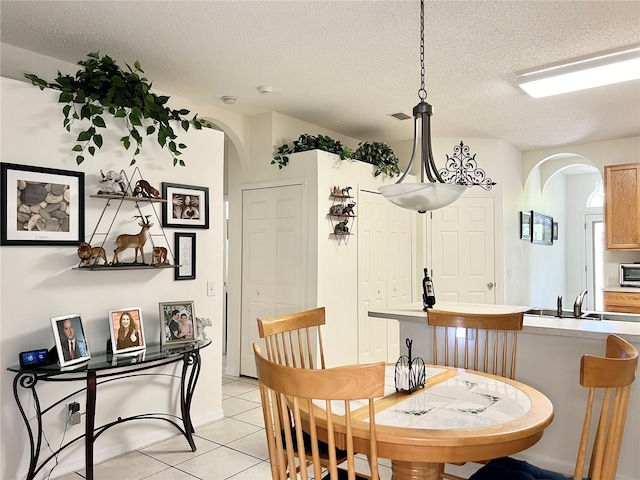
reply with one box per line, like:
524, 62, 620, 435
254, 343, 384, 480
574, 334, 637, 480
428, 310, 524, 380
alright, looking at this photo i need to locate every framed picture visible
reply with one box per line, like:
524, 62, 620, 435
175, 232, 196, 280
553, 221, 559, 240
51, 313, 91, 367
1, 163, 85, 245
161, 182, 209, 229
520, 211, 532, 241
159, 301, 196, 346
532, 211, 553, 245
107, 307, 146, 354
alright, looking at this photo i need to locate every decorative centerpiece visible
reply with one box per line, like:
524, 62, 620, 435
395, 338, 426, 393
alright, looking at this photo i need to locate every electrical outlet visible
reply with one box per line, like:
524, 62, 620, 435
207, 281, 215, 296
69, 412, 81, 425
68, 401, 80, 413
67, 402, 81, 425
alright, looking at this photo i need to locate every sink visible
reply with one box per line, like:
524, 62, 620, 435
580, 311, 640, 322
525, 308, 574, 318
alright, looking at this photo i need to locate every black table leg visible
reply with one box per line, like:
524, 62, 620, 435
86, 371, 97, 480
181, 350, 201, 451
14, 373, 41, 480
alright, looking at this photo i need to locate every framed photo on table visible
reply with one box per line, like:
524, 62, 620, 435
159, 301, 196, 346
51, 313, 91, 367
1, 163, 85, 246
161, 182, 209, 229
532, 211, 553, 245
108, 307, 146, 354
174, 232, 196, 280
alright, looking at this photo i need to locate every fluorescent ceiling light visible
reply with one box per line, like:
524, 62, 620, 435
517, 44, 640, 98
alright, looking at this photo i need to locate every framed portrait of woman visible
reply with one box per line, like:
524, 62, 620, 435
108, 307, 146, 354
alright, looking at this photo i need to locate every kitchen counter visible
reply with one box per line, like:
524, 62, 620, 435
368, 302, 640, 479
602, 286, 640, 293
368, 302, 640, 343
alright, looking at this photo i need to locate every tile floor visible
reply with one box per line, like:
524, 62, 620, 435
54, 363, 478, 480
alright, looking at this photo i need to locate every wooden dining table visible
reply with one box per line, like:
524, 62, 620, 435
306, 365, 554, 480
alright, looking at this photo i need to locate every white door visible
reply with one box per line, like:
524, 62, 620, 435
585, 213, 604, 310
429, 196, 495, 304
240, 184, 306, 377
358, 191, 388, 363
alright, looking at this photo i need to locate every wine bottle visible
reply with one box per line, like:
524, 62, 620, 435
422, 268, 436, 310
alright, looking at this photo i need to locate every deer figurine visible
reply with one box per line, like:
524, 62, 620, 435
112, 215, 153, 264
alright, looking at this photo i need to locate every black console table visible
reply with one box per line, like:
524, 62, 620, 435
8, 339, 211, 480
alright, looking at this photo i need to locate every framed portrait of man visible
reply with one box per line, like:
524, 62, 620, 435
108, 307, 146, 354
158, 301, 196, 347
51, 313, 91, 367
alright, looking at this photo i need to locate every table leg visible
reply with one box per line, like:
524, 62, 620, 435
180, 350, 201, 451
14, 373, 41, 480
85, 371, 97, 480
391, 461, 441, 480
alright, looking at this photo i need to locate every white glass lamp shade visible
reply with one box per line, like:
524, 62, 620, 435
378, 182, 468, 213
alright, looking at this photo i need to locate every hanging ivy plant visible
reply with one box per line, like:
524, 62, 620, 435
272, 134, 353, 169
24, 52, 206, 166
353, 141, 401, 178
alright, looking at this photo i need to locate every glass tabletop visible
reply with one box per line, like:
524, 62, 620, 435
7, 338, 211, 377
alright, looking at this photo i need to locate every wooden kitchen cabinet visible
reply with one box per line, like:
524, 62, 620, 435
603, 291, 640, 313
605, 163, 640, 249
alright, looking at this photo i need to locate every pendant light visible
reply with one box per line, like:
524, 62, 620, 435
379, 0, 468, 213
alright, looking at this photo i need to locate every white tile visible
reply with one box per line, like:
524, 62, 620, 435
226, 429, 270, 460
85, 451, 169, 480
235, 388, 262, 404
223, 396, 261, 417
232, 405, 266, 428
195, 417, 262, 445
222, 381, 260, 397
144, 467, 201, 479
176, 445, 263, 479
226, 460, 275, 479
140, 432, 220, 465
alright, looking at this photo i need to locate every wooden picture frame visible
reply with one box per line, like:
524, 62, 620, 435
51, 313, 91, 367
520, 211, 532, 241
175, 232, 196, 280
161, 182, 209, 229
532, 211, 553, 245
159, 301, 196, 346
108, 307, 146, 354
1, 163, 85, 245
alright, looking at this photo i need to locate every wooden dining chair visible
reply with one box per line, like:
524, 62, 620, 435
468, 334, 638, 480
257, 307, 326, 369
428, 309, 524, 480
427, 309, 524, 380
254, 343, 385, 480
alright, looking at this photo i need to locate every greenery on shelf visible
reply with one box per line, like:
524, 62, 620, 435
24, 52, 207, 167
272, 134, 353, 169
353, 141, 401, 178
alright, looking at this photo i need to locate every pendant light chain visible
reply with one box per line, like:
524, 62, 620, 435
418, 0, 427, 100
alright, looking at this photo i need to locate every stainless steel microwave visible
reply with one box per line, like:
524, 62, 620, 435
619, 264, 640, 287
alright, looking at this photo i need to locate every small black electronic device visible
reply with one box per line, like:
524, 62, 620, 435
19, 349, 49, 368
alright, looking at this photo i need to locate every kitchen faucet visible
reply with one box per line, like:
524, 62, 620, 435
573, 290, 588, 318
557, 295, 563, 318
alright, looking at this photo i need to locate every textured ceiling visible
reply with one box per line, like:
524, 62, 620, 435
1, 0, 639, 151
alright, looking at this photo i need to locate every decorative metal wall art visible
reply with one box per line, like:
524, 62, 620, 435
439, 141, 497, 191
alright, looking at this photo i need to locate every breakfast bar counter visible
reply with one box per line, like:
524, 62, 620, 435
368, 302, 640, 479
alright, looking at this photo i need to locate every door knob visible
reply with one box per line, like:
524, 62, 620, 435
487, 282, 494, 290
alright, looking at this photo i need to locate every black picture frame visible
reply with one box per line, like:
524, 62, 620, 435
1, 163, 85, 246
520, 211, 532, 241
532, 211, 553, 245
161, 182, 209, 229
175, 232, 196, 280
553, 221, 559, 241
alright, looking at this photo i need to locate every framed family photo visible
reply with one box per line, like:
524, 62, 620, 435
1, 163, 85, 246
108, 307, 146, 354
51, 313, 91, 367
161, 182, 209, 229
158, 301, 196, 346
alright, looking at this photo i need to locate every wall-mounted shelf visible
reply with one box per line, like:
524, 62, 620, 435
328, 188, 356, 245
79, 168, 176, 270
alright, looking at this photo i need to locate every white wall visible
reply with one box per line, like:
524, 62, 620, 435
0, 77, 225, 479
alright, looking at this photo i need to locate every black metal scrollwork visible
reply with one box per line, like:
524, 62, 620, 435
439, 141, 497, 191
